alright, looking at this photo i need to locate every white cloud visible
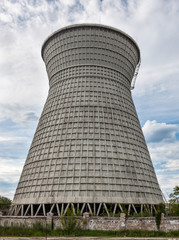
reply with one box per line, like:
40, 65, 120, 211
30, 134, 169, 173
142, 120, 179, 199
143, 120, 179, 143
0, 12, 12, 23
0, 190, 15, 200
0, 0, 178, 123
0, 136, 26, 142
157, 173, 179, 199
149, 141, 179, 167
0, 157, 22, 199
0, 158, 23, 183
149, 141, 179, 200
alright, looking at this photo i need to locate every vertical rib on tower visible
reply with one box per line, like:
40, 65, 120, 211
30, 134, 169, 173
12, 24, 163, 216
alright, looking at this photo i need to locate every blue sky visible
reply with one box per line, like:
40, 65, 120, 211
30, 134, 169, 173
0, 0, 178, 200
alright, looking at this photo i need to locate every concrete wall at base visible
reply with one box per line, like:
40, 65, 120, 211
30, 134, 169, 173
88, 216, 179, 232
0, 216, 46, 228
0, 215, 179, 232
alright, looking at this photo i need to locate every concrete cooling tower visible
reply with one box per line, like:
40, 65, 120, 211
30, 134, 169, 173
11, 24, 163, 216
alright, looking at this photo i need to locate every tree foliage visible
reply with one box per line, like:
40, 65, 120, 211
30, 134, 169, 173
0, 195, 12, 210
155, 203, 165, 230
0, 196, 12, 204
169, 186, 179, 204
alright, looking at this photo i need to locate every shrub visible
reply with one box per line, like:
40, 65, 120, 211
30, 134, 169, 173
158, 203, 166, 213
170, 203, 179, 216
169, 186, 179, 204
0, 196, 12, 212
155, 203, 165, 230
155, 210, 162, 230
60, 206, 81, 235
0, 225, 179, 237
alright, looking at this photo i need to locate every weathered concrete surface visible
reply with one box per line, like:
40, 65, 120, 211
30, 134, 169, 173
0, 215, 179, 232
13, 24, 163, 213
0, 216, 46, 228
87, 216, 179, 232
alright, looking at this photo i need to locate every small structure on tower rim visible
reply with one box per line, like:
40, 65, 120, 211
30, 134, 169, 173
11, 24, 164, 217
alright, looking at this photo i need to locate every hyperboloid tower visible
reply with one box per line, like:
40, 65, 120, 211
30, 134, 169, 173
11, 24, 163, 216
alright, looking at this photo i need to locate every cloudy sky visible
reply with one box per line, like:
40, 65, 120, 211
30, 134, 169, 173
0, 0, 178, 200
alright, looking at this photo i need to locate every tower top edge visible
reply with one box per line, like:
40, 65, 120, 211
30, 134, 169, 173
41, 23, 140, 62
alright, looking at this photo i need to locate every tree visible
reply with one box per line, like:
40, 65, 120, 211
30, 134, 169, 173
169, 186, 179, 204
0, 195, 12, 210
168, 186, 179, 216
155, 203, 165, 230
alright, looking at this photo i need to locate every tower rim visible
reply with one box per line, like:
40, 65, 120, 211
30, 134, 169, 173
41, 23, 140, 63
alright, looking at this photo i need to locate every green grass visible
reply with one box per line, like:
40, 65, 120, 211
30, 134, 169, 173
0, 225, 179, 238
51, 229, 179, 238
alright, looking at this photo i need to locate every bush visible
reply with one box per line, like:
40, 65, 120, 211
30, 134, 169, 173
155, 210, 162, 230
158, 203, 166, 213
32, 221, 45, 231
168, 203, 179, 216
169, 186, 179, 204
0, 225, 179, 237
60, 206, 81, 235
155, 203, 165, 230
132, 210, 151, 217
0, 196, 12, 212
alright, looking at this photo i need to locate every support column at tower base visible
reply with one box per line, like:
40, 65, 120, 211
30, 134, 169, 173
9, 202, 158, 217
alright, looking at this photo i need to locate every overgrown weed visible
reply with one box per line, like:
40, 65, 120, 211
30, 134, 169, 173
0, 225, 179, 237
